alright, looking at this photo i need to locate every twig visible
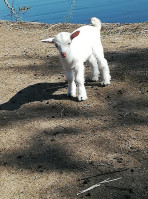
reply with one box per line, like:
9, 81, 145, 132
4, 0, 21, 20
77, 177, 122, 195
80, 168, 128, 181
105, 185, 132, 192
4, 0, 30, 21
60, 108, 65, 117
4, 0, 17, 16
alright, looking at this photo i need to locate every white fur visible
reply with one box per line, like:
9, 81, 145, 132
42, 17, 111, 101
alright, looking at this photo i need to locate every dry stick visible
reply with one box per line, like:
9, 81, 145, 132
105, 185, 132, 192
60, 108, 65, 117
77, 177, 122, 195
80, 168, 128, 181
4, 0, 18, 17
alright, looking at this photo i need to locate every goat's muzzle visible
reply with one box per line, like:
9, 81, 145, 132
61, 52, 66, 58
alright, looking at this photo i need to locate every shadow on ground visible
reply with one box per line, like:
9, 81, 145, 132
1, 131, 86, 172
105, 48, 148, 82
0, 82, 68, 111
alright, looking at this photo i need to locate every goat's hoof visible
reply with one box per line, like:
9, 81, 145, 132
91, 77, 99, 81
67, 93, 76, 98
78, 95, 88, 101
101, 81, 111, 86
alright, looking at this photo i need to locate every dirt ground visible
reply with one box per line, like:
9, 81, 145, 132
0, 20, 148, 199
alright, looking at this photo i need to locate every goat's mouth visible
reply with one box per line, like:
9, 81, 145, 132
61, 52, 66, 58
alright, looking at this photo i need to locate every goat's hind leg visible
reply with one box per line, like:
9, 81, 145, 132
99, 57, 111, 85
93, 46, 111, 85
89, 55, 100, 81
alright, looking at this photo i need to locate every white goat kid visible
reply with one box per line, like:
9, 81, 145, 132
42, 17, 111, 101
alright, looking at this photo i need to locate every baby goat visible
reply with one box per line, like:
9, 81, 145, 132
42, 17, 111, 101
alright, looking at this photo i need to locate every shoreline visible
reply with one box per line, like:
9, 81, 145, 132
0, 20, 148, 38
1, 19, 147, 25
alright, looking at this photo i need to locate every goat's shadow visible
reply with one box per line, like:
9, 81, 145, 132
0, 82, 69, 111
0, 80, 105, 111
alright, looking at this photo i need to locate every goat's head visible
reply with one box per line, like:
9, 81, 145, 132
41, 31, 80, 58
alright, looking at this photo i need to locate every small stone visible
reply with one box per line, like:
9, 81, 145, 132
123, 194, 131, 198
89, 161, 94, 165
85, 193, 91, 197
39, 169, 43, 173
130, 168, 134, 172
129, 188, 133, 193
117, 157, 123, 163
3, 162, 8, 166
106, 94, 110, 99
17, 155, 23, 159
82, 179, 89, 184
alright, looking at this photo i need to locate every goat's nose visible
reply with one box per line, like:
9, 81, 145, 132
61, 52, 66, 58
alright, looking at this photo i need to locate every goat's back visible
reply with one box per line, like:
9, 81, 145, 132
73, 25, 101, 43
69, 25, 102, 60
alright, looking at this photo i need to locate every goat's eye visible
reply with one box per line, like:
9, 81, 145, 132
68, 42, 71, 45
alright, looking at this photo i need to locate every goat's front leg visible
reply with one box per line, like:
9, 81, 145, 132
75, 64, 87, 101
65, 70, 76, 97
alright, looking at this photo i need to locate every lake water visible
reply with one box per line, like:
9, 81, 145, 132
0, 0, 148, 24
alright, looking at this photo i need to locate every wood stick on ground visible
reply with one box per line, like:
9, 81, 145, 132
80, 168, 128, 181
60, 108, 64, 117
77, 177, 122, 196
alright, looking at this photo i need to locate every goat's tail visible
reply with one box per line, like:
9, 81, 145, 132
91, 17, 101, 30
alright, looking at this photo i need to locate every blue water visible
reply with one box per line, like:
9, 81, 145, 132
0, 0, 148, 24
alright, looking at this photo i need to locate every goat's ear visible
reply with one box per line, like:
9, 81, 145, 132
70, 31, 80, 40
41, 38, 54, 43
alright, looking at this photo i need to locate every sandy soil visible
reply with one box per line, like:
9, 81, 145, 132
0, 20, 148, 199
